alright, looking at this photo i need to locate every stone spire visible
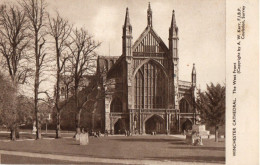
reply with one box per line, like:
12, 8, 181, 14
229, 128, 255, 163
192, 63, 196, 75
171, 10, 177, 27
170, 10, 178, 38
122, 7, 132, 38
169, 10, 179, 59
147, 2, 152, 27
124, 7, 131, 28
122, 7, 132, 57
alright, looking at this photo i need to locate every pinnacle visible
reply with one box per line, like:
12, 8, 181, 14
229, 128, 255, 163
171, 10, 177, 28
192, 63, 196, 74
124, 7, 131, 27
147, 2, 152, 27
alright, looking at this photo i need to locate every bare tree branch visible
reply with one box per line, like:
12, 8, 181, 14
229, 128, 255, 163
0, 3, 31, 85
21, 0, 49, 140
65, 27, 101, 132
47, 11, 73, 138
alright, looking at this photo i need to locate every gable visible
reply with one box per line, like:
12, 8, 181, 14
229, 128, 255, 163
132, 27, 169, 55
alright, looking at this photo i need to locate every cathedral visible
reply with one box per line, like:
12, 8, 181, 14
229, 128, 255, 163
95, 3, 198, 134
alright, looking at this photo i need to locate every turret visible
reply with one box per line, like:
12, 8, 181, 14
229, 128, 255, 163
169, 10, 179, 109
122, 8, 133, 114
122, 8, 132, 57
191, 63, 197, 114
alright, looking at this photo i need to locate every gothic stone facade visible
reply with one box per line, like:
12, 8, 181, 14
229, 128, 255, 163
96, 4, 198, 134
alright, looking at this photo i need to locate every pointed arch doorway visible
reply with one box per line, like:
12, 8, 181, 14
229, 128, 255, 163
181, 119, 193, 132
144, 114, 165, 134
114, 119, 125, 134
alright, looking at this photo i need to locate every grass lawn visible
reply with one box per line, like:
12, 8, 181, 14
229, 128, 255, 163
0, 135, 225, 164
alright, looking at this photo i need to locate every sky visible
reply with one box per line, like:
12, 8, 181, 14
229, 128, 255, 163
46, 0, 225, 90
1, 0, 226, 93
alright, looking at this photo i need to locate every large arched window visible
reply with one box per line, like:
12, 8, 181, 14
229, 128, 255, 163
180, 99, 190, 113
110, 97, 122, 112
134, 61, 166, 109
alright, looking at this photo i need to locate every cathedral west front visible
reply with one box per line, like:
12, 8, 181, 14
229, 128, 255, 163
95, 3, 198, 134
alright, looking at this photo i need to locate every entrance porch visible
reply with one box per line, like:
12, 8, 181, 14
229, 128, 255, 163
129, 109, 179, 135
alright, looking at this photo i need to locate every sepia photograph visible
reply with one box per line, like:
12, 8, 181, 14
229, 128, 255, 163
0, 0, 258, 164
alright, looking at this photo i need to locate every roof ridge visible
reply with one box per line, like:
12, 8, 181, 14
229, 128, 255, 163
98, 55, 120, 58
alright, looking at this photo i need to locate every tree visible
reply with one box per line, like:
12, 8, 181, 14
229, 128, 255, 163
16, 95, 34, 125
21, 0, 49, 139
48, 12, 72, 138
58, 75, 100, 131
67, 28, 100, 134
0, 74, 36, 140
0, 3, 32, 140
0, 74, 18, 140
196, 83, 225, 142
38, 99, 53, 130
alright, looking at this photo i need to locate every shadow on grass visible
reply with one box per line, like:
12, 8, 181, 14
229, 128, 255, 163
0, 133, 57, 140
170, 146, 225, 151
0, 134, 34, 140
146, 156, 225, 163
69, 143, 80, 145
111, 138, 184, 143
0, 134, 10, 140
